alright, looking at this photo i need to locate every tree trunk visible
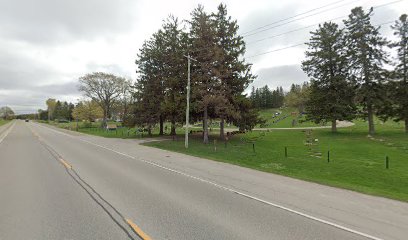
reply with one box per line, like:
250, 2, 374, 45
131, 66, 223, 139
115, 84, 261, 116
102, 107, 108, 128
405, 117, 408, 134
367, 104, 375, 135
203, 106, 209, 144
170, 120, 176, 136
220, 117, 225, 140
159, 115, 164, 135
331, 119, 337, 133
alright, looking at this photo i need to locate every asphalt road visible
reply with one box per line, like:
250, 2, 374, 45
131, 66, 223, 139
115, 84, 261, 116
0, 121, 406, 240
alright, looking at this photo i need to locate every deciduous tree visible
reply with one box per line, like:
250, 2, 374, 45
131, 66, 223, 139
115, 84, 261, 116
78, 72, 126, 127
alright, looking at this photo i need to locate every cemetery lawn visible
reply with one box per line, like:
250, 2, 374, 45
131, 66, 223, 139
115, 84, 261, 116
144, 119, 408, 202
257, 108, 320, 128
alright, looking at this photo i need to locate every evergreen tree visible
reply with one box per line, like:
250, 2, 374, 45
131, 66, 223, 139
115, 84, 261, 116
249, 85, 284, 109
213, 4, 255, 140
133, 30, 166, 134
344, 7, 389, 135
161, 16, 189, 135
189, 5, 220, 144
379, 14, 408, 133
302, 22, 356, 132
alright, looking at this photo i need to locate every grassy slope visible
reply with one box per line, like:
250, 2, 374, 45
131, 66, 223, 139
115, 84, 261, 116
145, 119, 408, 202
190, 108, 320, 130
258, 108, 321, 128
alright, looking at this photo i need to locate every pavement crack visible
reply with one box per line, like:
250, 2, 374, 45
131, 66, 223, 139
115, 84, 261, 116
29, 126, 141, 240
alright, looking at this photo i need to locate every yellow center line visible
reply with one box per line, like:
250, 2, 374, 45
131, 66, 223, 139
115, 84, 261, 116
59, 158, 72, 169
125, 219, 152, 240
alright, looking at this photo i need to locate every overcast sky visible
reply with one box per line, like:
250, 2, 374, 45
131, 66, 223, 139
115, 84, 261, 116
0, 0, 405, 114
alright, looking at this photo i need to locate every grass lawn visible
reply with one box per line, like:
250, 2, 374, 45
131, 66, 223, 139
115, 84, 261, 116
144, 119, 408, 202
258, 108, 322, 128
0, 119, 10, 127
42, 120, 184, 139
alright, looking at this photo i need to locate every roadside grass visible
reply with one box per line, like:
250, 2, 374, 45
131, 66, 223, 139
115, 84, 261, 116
0, 119, 10, 127
40, 120, 184, 139
144, 119, 408, 202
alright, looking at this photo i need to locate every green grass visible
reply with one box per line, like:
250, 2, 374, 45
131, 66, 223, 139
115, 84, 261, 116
258, 108, 321, 128
0, 119, 10, 127
42, 120, 184, 139
144, 119, 408, 202
189, 108, 321, 131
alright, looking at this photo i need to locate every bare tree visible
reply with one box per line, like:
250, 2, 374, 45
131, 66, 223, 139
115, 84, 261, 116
78, 72, 126, 127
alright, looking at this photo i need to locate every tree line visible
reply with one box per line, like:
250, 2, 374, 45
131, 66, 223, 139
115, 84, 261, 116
249, 85, 284, 109
127, 4, 260, 143
302, 7, 407, 133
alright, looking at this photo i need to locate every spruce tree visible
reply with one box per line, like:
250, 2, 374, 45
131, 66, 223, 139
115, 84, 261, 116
189, 5, 220, 144
212, 4, 255, 139
302, 22, 355, 132
133, 31, 166, 135
344, 7, 389, 135
389, 14, 408, 133
160, 16, 189, 135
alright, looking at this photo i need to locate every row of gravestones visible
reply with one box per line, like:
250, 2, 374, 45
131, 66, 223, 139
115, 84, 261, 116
303, 129, 322, 158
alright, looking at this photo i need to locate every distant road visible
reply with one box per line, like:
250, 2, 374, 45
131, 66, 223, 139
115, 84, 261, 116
0, 120, 406, 239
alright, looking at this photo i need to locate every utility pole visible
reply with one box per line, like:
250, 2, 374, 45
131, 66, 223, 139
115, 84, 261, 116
184, 54, 196, 149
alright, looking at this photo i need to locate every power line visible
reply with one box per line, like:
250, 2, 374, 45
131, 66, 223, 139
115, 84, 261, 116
246, 0, 403, 46
245, 20, 396, 59
242, 0, 403, 38
192, 0, 402, 54
242, 0, 367, 37
247, 15, 345, 45
240, 0, 351, 35
246, 43, 305, 59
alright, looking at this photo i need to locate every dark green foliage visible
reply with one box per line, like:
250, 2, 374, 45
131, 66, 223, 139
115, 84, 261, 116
249, 85, 284, 109
383, 14, 408, 133
302, 22, 356, 132
132, 4, 255, 142
38, 109, 48, 121
189, 5, 222, 144
344, 7, 389, 135
232, 95, 265, 131
161, 17, 189, 135
53, 101, 74, 121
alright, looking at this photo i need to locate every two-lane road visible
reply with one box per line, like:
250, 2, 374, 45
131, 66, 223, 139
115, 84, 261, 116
0, 121, 406, 239
0, 121, 134, 239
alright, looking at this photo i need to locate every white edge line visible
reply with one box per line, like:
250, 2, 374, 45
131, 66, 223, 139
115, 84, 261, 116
0, 122, 15, 144
34, 122, 383, 240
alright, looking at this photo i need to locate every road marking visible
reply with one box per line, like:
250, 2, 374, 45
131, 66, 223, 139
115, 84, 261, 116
35, 123, 383, 240
59, 158, 72, 169
0, 122, 15, 145
125, 219, 152, 240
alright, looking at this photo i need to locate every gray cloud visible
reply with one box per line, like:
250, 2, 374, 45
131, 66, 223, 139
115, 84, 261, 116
240, 4, 307, 58
0, 1, 404, 114
0, 0, 139, 45
252, 64, 308, 90
0, 45, 60, 90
